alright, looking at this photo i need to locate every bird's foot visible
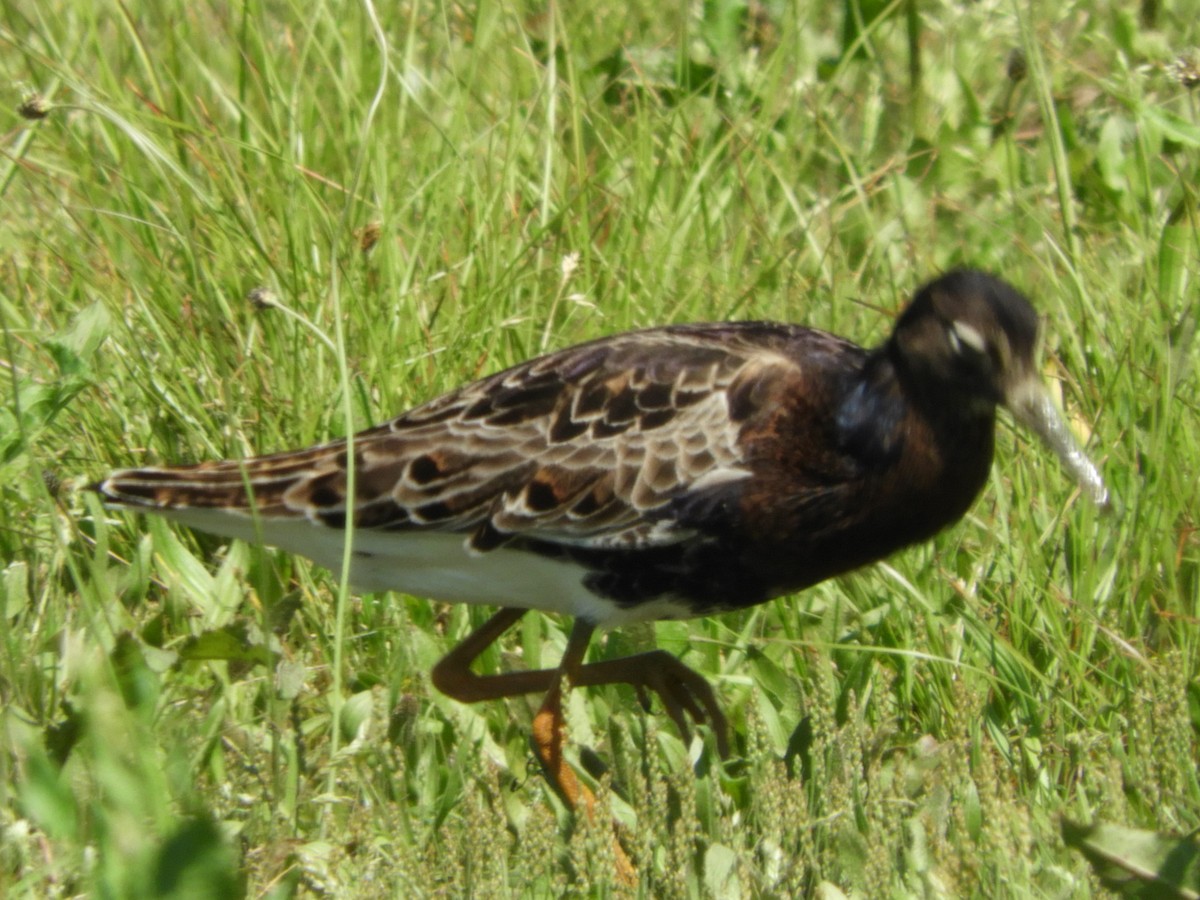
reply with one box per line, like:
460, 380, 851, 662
622, 650, 731, 757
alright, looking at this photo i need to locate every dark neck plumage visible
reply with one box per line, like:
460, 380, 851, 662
882, 339, 999, 440
834, 350, 909, 466
834, 342, 997, 498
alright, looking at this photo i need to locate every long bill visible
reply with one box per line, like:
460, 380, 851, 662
1005, 375, 1110, 508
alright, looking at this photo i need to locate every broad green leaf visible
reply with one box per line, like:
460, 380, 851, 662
1062, 819, 1200, 898
19, 752, 78, 842
1140, 106, 1200, 148
178, 622, 272, 666
152, 817, 246, 899
704, 842, 741, 898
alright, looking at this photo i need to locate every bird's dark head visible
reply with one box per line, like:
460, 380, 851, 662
891, 269, 1040, 413
890, 269, 1108, 505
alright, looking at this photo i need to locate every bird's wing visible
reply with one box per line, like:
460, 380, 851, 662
98, 323, 850, 552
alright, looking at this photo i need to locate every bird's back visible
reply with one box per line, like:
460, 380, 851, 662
98, 321, 892, 622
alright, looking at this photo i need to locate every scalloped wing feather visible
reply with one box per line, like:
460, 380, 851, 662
97, 323, 843, 554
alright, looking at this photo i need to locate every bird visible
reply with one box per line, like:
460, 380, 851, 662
93, 268, 1108, 812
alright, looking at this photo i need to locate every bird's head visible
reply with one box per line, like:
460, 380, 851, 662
890, 269, 1109, 506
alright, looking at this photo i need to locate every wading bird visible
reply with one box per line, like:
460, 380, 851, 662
94, 269, 1107, 812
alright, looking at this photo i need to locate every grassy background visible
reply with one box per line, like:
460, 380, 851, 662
2, 0, 1198, 896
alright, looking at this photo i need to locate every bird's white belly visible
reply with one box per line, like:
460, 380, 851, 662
155, 508, 692, 628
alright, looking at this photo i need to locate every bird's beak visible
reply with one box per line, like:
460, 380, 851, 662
1005, 373, 1110, 508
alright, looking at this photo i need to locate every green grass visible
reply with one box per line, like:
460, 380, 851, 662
2, 1, 1198, 896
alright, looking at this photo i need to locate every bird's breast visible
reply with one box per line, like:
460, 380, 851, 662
727, 396, 996, 598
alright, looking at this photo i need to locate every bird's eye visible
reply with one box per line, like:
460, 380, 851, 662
948, 320, 988, 356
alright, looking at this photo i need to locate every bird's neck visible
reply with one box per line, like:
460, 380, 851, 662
838, 345, 997, 500
881, 341, 998, 434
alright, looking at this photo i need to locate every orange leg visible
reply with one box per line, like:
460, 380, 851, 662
430, 608, 730, 757
431, 608, 726, 885
431, 608, 596, 807
528, 619, 597, 812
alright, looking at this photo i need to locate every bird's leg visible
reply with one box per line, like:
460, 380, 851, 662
429, 608, 599, 806
429, 607, 532, 701
431, 611, 718, 885
530, 619, 596, 812
431, 609, 729, 756
431, 612, 622, 863
530, 620, 638, 885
